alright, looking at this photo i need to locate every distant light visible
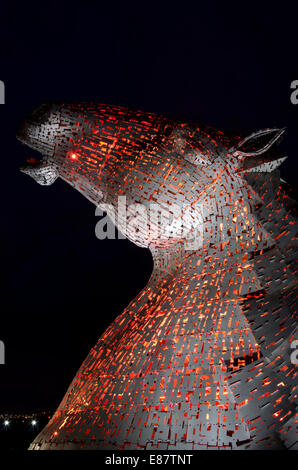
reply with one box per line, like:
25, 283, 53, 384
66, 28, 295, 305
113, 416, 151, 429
71, 153, 78, 160
31, 419, 37, 426
4, 420, 9, 426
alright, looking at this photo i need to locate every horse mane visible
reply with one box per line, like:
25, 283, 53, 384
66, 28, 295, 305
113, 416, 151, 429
228, 167, 298, 448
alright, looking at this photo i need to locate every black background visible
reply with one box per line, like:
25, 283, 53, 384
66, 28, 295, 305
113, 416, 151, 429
0, 1, 297, 414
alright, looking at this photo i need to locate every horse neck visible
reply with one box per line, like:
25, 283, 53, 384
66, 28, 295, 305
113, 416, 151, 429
149, 195, 273, 298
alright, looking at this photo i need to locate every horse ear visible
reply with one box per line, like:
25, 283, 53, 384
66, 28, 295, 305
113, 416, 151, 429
232, 128, 285, 158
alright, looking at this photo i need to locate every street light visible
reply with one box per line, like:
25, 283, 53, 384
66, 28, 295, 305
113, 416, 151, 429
3, 420, 9, 427
31, 420, 37, 426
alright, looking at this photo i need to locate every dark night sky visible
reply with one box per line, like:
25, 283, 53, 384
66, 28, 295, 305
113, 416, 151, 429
0, 1, 297, 413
